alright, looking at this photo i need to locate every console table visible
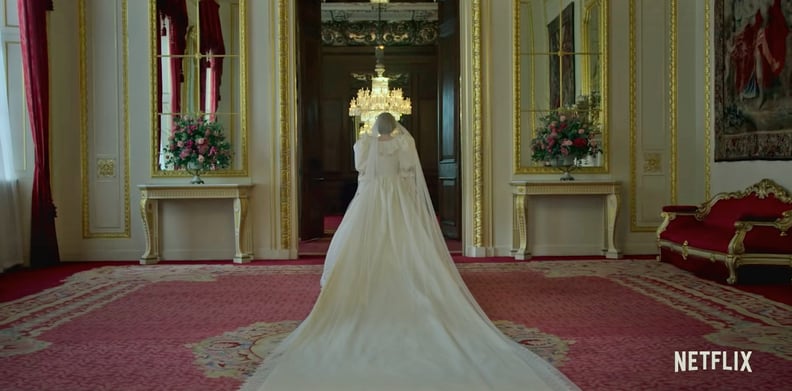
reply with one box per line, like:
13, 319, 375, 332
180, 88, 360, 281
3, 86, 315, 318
510, 181, 622, 260
138, 184, 254, 264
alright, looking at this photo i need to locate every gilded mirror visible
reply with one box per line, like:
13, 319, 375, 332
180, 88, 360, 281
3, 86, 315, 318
515, 0, 608, 173
150, 0, 247, 176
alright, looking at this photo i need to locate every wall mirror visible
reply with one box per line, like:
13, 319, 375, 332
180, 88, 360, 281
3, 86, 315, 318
150, 0, 247, 176
515, 0, 608, 174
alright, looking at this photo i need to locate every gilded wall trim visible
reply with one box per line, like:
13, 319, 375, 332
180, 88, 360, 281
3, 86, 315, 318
79, 0, 87, 236
96, 158, 116, 178
279, 0, 291, 250
704, 0, 711, 200
628, 0, 637, 231
668, 0, 678, 204
122, 0, 131, 238
643, 152, 662, 173
512, 0, 533, 176
472, 0, 483, 247
80, 0, 131, 239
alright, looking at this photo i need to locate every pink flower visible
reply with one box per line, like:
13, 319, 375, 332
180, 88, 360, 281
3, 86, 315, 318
559, 115, 567, 122
578, 128, 586, 134
197, 138, 206, 145
177, 141, 184, 148
197, 155, 205, 163
561, 139, 573, 146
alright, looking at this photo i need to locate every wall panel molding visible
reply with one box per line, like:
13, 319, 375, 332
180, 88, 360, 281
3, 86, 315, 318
80, 0, 130, 238
2, 0, 19, 27
629, 0, 676, 232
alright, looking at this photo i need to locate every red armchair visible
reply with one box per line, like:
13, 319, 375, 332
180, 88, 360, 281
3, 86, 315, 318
656, 179, 792, 284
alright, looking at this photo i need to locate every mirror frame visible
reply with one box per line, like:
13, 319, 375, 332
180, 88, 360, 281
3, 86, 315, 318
149, 0, 248, 177
513, 0, 609, 174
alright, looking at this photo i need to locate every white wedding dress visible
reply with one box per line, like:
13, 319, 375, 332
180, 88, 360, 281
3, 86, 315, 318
240, 123, 579, 391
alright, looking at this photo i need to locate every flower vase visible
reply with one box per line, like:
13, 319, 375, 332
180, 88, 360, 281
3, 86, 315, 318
186, 162, 205, 184
552, 156, 578, 181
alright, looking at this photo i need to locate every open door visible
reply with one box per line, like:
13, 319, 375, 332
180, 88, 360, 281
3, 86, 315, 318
298, 0, 324, 240
437, 0, 461, 240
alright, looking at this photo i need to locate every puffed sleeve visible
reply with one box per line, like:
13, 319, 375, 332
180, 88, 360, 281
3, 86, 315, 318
353, 136, 371, 174
398, 136, 417, 177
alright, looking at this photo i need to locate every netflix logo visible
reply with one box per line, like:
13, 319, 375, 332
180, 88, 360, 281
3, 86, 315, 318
674, 351, 753, 372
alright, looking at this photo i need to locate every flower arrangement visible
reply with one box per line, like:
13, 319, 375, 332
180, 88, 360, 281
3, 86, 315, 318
530, 102, 602, 165
162, 116, 232, 174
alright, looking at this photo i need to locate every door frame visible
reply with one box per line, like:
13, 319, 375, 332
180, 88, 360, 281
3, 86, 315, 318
274, 0, 488, 258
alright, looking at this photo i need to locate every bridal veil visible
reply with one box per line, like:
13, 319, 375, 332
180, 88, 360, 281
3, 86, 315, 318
240, 113, 579, 391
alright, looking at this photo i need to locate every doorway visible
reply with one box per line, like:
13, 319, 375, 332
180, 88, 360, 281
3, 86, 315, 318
296, 0, 462, 256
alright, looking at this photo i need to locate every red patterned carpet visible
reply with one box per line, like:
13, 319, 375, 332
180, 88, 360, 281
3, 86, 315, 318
1, 260, 790, 390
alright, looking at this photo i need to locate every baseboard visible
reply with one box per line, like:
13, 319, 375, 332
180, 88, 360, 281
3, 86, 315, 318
464, 246, 494, 257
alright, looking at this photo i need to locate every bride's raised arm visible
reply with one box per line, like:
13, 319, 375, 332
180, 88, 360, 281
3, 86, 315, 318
353, 135, 372, 176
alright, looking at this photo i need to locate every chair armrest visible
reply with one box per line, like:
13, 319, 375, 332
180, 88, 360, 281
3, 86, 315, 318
735, 209, 792, 235
662, 205, 699, 213
657, 208, 699, 240
738, 216, 778, 223
729, 210, 792, 254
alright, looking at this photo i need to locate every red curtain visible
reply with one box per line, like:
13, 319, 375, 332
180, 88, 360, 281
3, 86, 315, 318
18, 0, 59, 266
198, 0, 225, 115
157, 0, 188, 115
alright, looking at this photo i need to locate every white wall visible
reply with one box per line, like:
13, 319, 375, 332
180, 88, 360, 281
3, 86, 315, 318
46, 0, 283, 261
486, 0, 670, 257
711, 162, 792, 195
41, 0, 788, 262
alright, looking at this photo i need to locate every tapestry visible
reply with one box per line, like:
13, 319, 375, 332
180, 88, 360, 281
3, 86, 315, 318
714, 0, 792, 161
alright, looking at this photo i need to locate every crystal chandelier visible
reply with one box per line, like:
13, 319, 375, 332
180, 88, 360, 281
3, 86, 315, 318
349, 3, 411, 135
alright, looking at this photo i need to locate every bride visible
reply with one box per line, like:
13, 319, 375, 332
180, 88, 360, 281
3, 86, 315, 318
241, 112, 579, 390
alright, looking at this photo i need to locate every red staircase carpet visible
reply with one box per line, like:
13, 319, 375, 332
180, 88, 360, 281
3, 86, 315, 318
1, 259, 790, 390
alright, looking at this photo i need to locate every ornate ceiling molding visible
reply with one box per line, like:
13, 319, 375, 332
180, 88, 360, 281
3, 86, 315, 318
321, 2, 438, 22
321, 20, 438, 46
